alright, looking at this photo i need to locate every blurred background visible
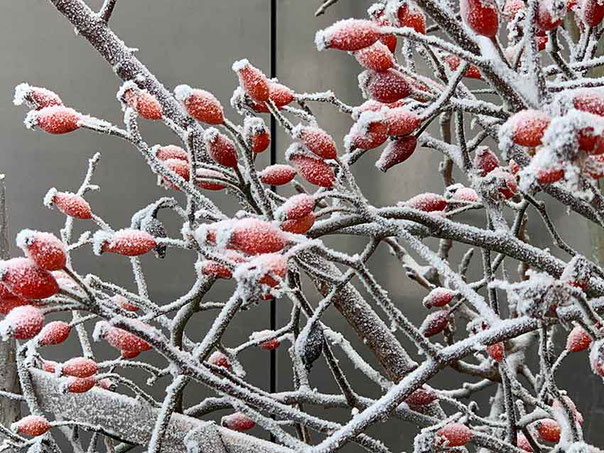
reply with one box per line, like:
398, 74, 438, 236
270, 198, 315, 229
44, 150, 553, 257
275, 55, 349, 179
0, 0, 602, 450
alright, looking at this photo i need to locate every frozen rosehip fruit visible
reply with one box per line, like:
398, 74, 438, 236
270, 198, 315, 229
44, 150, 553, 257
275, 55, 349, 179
398, 2, 427, 33
12, 415, 51, 437
443, 54, 482, 79
315, 19, 381, 52
198, 251, 245, 280
460, 0, 499, 37
61, 357, 98, 378
44, 189, 92, 220
14, 83, 62, 110
573, 90, 604, 117
42, 360, 57, 373
536, 418, 561, 443
536, 0, 566, 30
229, 218, 287, 255
232, 59, 270, 103
112, 295, 138, 312
581, 0, 604, 27
566, 325, 592, 352
277, 194, 315, 221
486, 342, 505, 362
404, 193, 447, 212
517, 433, 533, 452
16, 230, 66, 271
94, 229, 157, 257
423, 288, 455, 308
243, 117, 271, 153
475, 148, 500, 176
38, 321, 71, 346
281, 214, 316, 234
3, 305, 44, 340
174, 84, 224, 125
155, 145, 188, 162
359, 69, 412, 104
122, 89, 163, 120
162, 158, 190, 190
452, 187, 479, 202
97, 321, 151, 355
354, 41, 395, 72
490, 168, 518, 199
259, 164, 297, 186
436, 423, 473, 447
405, 387, 438, 407
420, 310, 450, 337
65, 376, 96, 393
202, 128, 239, 168
376, 136, 417, 172
384, 108, 421, 136
25, 106, 81, 134
505, 109, 551, 147
286, 145, 336, 188
196, 169, 227, 191
222, 412, 255, 432
241, 253, 288, 287
537, 167, 565, 184
208, 351, 231, 369
345, 111, 388, 151
0, 258, 59, 299
292, 125, 338, 159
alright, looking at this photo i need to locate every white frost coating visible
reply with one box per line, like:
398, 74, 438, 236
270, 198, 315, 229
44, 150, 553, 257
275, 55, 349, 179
231, 58, 250, 72
344, 110, 385, 151
43, 187, 58, 208
92, 230, 112, 255
116, 80, 138, 103
15, 229, 36, 249
13, 82, 32, 106
173, 84, 193, 101
24, 110, 39, 129
203, 127, 220, 143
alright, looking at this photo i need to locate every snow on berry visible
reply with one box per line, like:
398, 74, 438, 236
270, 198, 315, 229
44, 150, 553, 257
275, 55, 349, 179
44, 189, 92, 220
228, 218, 287, 255
112, 294, 138, 312
174, 84, 224, 125
474, 147, 500, 176
277, 194, 315, 221
502, 109, 551, 147
14, 83, 62, 110
359, 69, 412, 103
94, 229, 157, 257
232, 59, 270, 103
64, 376, 96, 393
489, 168, 518, 199
420, 310, 449, 337
573, 90, 604, 117
196, 169, 227, 191
259, 164, 297, 186
118, 82, 162, 120
535, 418, 561, 443
537, 167, 565, 184
384, 107, 422, 136
292, 125, 338, 159
344, 111, 388, 151
423, 287, 455, 308
0, 258, 59, 299
352, 100, 385, 120
1, 305, 45, 340
222, 412, 255, 432
536, 0, 566, 30
580, 0, 604, 27
443, 54, 482, 79
517, 433, 533, 452
16, 229, 66, 271
235, 253, 288, 288
452, 186, 479, 202
94, 321, 151, 355
243, 117, 271, 153
566, 325, 592, 352
398, 2, 427, 33
198, 250, 246, 280
161, 158, 190, 190
376, 136, 417, 172
25, 106, 81, 134
286, 144, 336, 188
208, 351, 231, 369
42, 360, 57, 373
202, 128, 239, 168
12, 415, 51, 437
155, 145, 189, 162
315, 19, 381, 52
251, 330, 281, 350
354, 41, 395, 72
486, 342, 505, 362
0, 292, 28, 316
38, 321, 71, 346
436, 423, 473, 447
460, 0, 499, 37
61, 357, 98, 378
281, 214, 316, 234
403, 192, 447, 212
504, 0, 526, 17
404, 386, 438, 407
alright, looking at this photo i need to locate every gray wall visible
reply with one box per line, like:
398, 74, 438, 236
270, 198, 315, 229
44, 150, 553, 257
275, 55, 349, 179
0, 1, 602, 450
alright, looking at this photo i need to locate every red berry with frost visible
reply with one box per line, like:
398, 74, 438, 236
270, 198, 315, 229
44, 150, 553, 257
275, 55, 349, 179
345, 112, 388, 151
229, 218, 287, 255
42, 360, 57, 373
517, 433, 533, 452
491, 168, 518, 199
423, 288, 455, 308
278, 194, 315, 221
208, 351, 231, 369
199, 251, 246, 280
573, 90, 604, 117
95, 229, 157, 257
506, 110, 551, 147
369, 8, 397, 52
202, 128, 239, 168
475, 148, 500, 176
174, 85, 224, 125
156, 145, 188, 162
233, 59, 270, 103
112, 295, 138, 312
354, 41, 395, 72
292, 125, 337, 159
537, 167, 565, 184
420, 310, 449, 337
0, 294, 28, 316
398, 2, 427, 33
252, 331, 281, 350
536, 418, 561, 443
281, 214, 316, 234
162, 158, 190, 190
486, 342, 505, 362
566, 325, 592, 352
16, 230, 66, 271
443, 54, 483, 80
62, 357, 98, 378
25, 106, 81, 134
352, 100, 385, 119
3, 305, 44, 340
405, 386, 438, 407
121, 349, 141, 359
359, 69, 412, 104
504, 0, 526, 17
44, 189, 92, 220
196, 169, 227, 191
460, 0, 499, 37
14, 83, 62, 110
243, 253, 288, 287
97, 378, 115, 391
123, 89, 162, 120
287, 145, 336, 188
536, 0, 566, 30
65, 376, 96, 393
222, 412, 255, 432
580, 0, 604, 25
12, 415, 51, 437
259, 164, 297, 186
0, 258, 58, 299
404, 193, 447, 212
268, 82, 295, 108
384, 108, 421, 136
509, 159, 521, 175
376, 136, 417, 172
98, 321, 151, 355
578, 128, 604, 155
436, 423, 473, 447
243, 117, 271, 153
453, 187, 479, 202
38, 321, 71, 346
315, 19, 381, 52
